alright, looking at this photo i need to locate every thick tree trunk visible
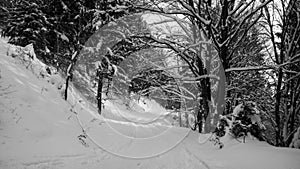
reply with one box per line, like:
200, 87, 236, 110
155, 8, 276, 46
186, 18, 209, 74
197, 109, 203, 133
201, 82, 211, 132
196, 55, 211, 133
219, 0, 231, 115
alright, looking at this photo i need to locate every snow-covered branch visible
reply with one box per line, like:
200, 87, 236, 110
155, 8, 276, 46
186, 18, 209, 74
225, 66, 275, 72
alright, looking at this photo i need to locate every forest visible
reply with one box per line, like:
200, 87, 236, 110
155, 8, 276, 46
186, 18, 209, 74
0, 0, 299, 149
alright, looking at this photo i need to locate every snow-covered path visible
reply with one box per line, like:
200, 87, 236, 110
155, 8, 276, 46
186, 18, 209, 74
0, 38, 300, 169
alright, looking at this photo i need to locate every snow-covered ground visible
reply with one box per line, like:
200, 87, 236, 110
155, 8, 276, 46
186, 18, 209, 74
0, 38, 299, 169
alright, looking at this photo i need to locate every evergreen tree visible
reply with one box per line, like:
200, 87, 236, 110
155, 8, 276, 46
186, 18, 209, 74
1, 0, 135, 100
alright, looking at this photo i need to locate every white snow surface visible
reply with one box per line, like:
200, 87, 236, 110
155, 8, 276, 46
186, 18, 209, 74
0, 38, 300, 169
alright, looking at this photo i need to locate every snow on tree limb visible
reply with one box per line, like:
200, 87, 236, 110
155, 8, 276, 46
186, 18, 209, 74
225, 66, 275, 72
180, 74, 220, 82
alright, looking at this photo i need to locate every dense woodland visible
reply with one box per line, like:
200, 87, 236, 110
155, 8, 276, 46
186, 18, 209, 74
0, 0, 299, 147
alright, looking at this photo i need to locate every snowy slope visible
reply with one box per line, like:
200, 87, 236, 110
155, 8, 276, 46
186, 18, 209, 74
0, 38, 300, 169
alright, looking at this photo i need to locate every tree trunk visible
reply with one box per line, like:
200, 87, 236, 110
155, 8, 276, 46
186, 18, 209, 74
64, 75, 70, 100
196, 56, 211, 133
97, 76, 103, 115
219, 0, 231, 115
274, 68, 283, 146
197, 109, 203, 133
178, 111, 182, 127
283, 78, 291, 145
291, 78, 300, 131
64, 51, 78, 100
201, 83, 211, 132
287, 79, 300, 145
184, 100, 189, 128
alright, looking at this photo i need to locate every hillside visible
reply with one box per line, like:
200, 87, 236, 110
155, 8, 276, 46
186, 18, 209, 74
0, 38, 300, 169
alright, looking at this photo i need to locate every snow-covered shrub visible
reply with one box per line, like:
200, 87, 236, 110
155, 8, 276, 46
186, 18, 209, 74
8, 43, 53, 80
289, 127, 300, 149
22, 43, 36, 60
230, 102, 265, 141
7, 43, 37, 67
214, 116, 229, 137
7, 44, 22, 58
209, 134, 224, 149
231, 121, 247, 138
214, 101, 266, 142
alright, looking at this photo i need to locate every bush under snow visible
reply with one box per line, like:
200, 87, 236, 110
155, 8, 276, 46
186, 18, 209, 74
7, 43, 65, 92
214, 101, 266, 142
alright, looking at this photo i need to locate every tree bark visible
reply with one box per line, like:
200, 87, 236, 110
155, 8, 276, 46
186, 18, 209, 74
64, 75, 70, 100
274, 68, 283, 146
197, 109, 203, 133
97, 75, 103, 115
196, 56, 211, 133
64, 51, 79, 100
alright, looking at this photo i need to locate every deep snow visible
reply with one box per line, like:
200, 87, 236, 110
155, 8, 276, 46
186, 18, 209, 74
0, 38, 300, 169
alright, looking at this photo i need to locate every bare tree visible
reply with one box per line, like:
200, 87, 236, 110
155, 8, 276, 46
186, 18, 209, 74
126, 0, 272, 132
262, 0, 300, 146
